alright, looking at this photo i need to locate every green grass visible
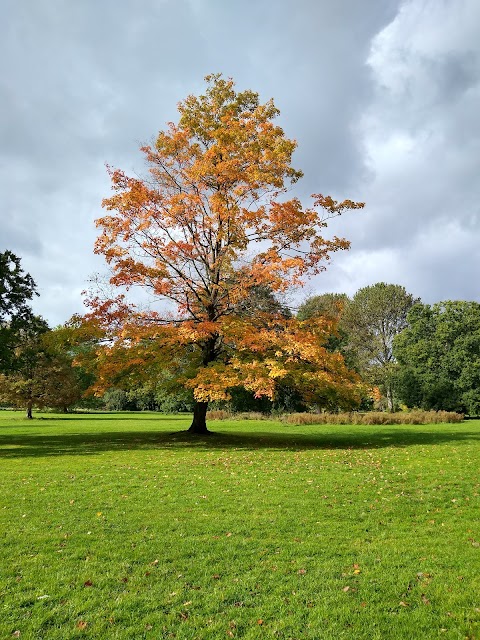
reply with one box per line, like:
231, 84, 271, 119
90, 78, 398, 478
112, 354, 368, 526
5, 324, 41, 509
0, 412, 479, 639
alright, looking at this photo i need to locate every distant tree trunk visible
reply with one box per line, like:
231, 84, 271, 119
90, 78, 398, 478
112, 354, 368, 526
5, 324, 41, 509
26, 400, 33, 419
386, 384, 394, 412
189, 401, 209, 434
62, 406, 68, 414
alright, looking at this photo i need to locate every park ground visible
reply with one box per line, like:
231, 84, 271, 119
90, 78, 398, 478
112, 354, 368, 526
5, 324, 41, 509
0, 412, 479, 639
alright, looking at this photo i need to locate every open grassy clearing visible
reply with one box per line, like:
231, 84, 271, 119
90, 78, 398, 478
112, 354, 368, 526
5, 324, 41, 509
0, 412, 479, 639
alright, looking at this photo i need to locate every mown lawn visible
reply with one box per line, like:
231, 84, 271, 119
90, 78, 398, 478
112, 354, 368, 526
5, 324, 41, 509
0, 412, 479, 639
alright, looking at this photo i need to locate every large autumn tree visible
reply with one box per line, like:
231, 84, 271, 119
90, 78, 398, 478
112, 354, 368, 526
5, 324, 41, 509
88, 74, 364, 432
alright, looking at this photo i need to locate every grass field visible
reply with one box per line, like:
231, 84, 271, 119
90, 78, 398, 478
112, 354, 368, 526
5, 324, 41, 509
0, 412, 479, 639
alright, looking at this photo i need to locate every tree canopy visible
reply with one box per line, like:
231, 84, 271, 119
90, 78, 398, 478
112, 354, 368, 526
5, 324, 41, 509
0, 251, 38, 373
0, 250, 37, 323
340, 283, 419, 410
394, 301, 480, 414
85, 74, 364, 431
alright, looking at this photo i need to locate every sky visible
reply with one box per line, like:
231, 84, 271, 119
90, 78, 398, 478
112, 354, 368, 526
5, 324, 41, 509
2, 0, 479, 326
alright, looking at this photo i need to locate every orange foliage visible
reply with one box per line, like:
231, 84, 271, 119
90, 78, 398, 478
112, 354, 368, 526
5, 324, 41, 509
85, 75, 364, 421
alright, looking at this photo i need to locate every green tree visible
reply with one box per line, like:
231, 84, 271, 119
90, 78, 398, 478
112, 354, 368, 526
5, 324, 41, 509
0, 251, 38, 373
0, 250, 37, 322
394, 301, 480, 414
41, 327, 90, 412
0, 315, 49, 417
0, 320, 86, 417
297, 293, 348, 322
341, 283, 419, 410
297, 293, 350, 356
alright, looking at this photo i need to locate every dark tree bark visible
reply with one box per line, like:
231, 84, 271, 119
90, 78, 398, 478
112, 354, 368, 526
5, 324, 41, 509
26, 400, 33, 419
189, 401, 209, 434
187, 335, 218, 434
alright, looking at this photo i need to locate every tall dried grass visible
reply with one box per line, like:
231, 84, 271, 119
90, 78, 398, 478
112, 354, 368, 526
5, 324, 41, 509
282, 410, 464, 426
206, 410, 269, 421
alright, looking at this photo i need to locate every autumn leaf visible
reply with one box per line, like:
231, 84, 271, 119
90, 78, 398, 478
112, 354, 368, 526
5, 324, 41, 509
76, 621, 88, 630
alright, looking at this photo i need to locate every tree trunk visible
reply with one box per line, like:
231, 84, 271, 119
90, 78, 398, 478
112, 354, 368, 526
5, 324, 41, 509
386, 384, 394, 412
188, 401, 210, 434
26, 400, 33, 419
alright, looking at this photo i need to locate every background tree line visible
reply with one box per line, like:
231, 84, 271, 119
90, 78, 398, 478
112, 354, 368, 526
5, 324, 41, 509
2, 250, 479, 418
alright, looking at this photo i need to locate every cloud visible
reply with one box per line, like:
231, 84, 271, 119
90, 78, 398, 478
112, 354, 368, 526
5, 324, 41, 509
319, 0, 480, 302
1, 0, 478, 324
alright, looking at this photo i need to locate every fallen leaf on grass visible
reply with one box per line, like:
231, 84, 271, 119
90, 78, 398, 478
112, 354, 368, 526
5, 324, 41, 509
399, 601, 409, 607
12, 632, 20, 638
257, 619, 264, 625
84, 580, 93, 587
76, 621, 88, 630
297, 569, 307, 575
421, 595, 430, 605
343, 586, 351, 592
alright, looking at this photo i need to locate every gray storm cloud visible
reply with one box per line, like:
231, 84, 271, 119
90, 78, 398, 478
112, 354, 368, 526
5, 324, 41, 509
1, 0, 478, 324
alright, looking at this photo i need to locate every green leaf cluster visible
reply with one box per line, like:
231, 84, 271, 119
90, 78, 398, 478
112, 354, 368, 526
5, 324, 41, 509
394, 301, 480, 414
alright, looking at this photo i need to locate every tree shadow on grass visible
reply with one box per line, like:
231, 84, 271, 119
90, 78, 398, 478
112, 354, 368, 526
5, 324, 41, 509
0, 425, 479, 458
5, 412, 190, 422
